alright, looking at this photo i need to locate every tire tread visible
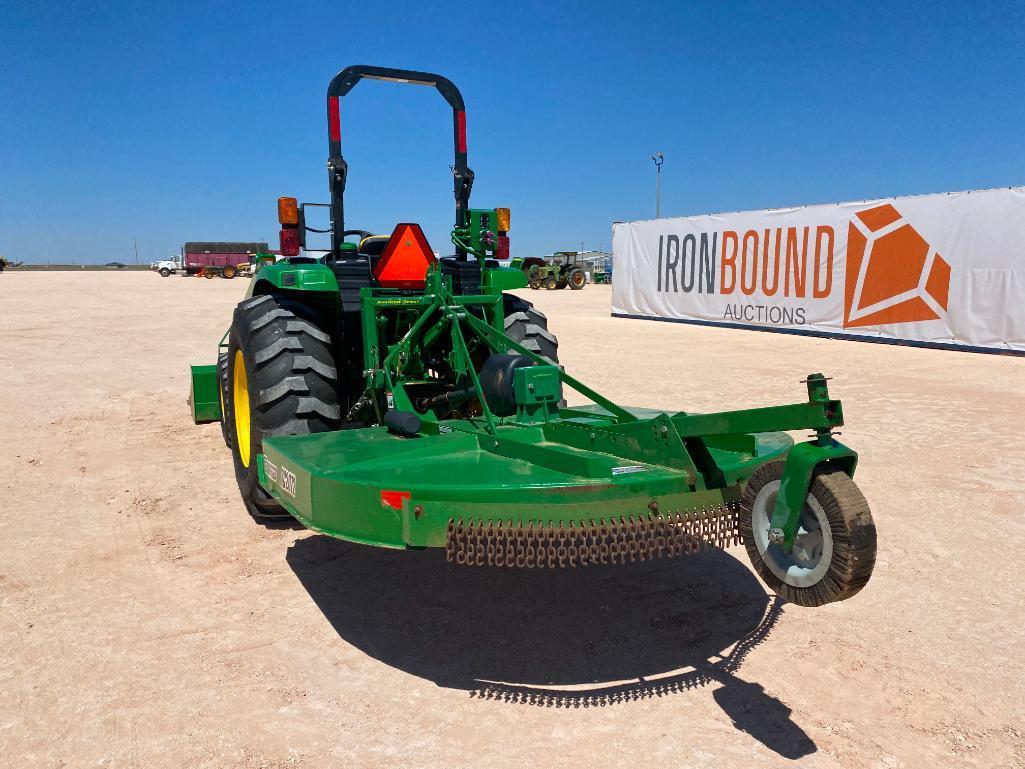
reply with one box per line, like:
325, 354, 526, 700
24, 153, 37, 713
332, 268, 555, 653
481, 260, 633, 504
739, 461, 876, 607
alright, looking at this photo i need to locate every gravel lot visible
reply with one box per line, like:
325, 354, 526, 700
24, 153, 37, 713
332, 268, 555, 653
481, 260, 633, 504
2, 271, 1023, 768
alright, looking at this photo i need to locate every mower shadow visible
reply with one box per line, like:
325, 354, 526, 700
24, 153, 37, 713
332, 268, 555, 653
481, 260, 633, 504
286, 536, 816, 760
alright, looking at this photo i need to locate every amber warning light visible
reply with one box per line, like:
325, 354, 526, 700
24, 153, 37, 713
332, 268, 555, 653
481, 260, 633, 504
277, 197, 301, 256
496, 207, 510, 233
277, 197, 299, 225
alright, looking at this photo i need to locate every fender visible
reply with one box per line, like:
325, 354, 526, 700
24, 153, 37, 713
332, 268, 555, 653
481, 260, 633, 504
483, 265, 528, 292
247, 261, 340, 297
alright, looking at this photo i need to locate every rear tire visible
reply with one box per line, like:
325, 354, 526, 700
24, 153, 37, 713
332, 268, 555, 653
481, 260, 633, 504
740, 462, 876, 607
222, 265, 236, 279
545, 275, 559, 290
217, 352, 231, 448
227, 295, 341, 520
502, 294, 559, 364
569, 268, 586, 290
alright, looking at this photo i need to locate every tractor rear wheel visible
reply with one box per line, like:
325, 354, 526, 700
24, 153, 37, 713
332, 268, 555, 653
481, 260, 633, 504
545, 275, 559, 290
740, 462, 876, 607
568, 268, 586, 290
227, 294, 341, 520
222, 265, 237, 279
503, 294, 559, 364
217, 352, 231, 448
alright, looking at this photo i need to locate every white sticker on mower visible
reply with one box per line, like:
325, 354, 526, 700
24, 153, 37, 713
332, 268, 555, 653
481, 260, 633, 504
612, 465, 649, 476
279, 466, 297, 497
264, 458, 278, 484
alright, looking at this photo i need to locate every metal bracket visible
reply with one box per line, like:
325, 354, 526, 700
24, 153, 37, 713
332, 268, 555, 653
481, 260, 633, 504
765, 372, 858, 550
769, 439, 858, 550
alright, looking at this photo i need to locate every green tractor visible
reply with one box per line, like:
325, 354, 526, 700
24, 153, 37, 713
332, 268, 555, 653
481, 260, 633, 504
247, 252, 278, 276
512, 252, 587, 290
189, 66, 876, 608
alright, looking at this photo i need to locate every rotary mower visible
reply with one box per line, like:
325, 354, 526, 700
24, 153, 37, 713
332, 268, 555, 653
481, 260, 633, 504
189, 65, 876, 607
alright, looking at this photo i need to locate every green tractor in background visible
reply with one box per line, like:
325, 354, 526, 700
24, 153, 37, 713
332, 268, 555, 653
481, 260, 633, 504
189, 66, 876, 609
247, 252, 278, 276
512, 252, 587, 290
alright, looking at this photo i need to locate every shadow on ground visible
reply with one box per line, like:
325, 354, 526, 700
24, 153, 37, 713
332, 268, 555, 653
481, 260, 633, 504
287, 536, 815, 760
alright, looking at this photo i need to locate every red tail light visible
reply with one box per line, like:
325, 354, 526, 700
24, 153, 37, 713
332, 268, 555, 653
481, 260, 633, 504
279, 228, 301, 257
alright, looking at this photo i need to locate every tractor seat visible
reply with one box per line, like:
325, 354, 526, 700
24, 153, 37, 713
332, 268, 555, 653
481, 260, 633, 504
358, 235, 391, 259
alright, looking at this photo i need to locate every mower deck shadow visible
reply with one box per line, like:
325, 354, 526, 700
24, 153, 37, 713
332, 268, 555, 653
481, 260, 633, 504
286, 536, 816, 760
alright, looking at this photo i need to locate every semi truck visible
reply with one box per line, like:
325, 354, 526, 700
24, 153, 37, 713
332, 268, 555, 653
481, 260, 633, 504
152, 242, 272, 277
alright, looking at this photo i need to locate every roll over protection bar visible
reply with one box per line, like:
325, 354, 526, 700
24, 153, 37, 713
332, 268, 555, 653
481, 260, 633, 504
325, 65, 474, 259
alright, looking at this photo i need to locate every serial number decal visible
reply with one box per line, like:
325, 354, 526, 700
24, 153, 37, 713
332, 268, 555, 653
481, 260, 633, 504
279, 466, 297, 497
264, 458, 278, 484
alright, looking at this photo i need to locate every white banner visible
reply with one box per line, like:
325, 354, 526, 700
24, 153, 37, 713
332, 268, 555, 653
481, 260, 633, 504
611, 187, 1025, 354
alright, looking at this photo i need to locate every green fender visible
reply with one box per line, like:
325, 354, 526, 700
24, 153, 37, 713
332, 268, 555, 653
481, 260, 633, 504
482, 265, 527, 291
189, 364, 220, 423
247, 261, 340, 297
770, 438, 858, 550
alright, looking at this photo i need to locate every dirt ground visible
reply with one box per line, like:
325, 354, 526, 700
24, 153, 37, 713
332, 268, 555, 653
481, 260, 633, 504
2, 271, 1023, 769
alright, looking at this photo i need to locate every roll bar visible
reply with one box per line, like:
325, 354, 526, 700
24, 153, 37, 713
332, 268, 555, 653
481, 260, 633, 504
325, 65, 474, 258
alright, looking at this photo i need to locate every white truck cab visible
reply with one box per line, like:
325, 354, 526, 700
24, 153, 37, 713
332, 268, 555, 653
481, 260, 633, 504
153, 256, 184, 277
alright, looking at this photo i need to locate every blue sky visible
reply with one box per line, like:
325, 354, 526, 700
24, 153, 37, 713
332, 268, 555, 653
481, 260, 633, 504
2, 0, 1023, 263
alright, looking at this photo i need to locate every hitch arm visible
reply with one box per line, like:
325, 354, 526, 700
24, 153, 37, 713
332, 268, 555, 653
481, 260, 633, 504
671, 372, 843, 439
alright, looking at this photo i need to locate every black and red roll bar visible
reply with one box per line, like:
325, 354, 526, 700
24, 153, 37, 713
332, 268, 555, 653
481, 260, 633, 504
326, 65, 474, 259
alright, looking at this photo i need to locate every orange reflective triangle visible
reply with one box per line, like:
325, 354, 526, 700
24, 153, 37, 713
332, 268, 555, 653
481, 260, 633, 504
372, 223, 437, 289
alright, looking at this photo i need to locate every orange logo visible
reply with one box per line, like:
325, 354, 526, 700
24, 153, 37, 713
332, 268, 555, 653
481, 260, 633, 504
844, 204, 951, 328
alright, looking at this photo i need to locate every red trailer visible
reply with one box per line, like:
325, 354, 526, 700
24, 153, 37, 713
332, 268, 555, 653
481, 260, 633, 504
183, 242, 271, 278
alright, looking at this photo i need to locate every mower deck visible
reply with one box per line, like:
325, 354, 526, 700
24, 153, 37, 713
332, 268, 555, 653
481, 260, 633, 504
258, 406, 792, 552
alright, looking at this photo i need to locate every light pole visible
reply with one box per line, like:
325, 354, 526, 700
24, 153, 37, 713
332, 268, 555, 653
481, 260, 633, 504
133, 237, 139, 265
650, 152, 664, 219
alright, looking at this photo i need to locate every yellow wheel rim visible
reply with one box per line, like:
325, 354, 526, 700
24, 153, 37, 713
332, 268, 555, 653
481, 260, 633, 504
233, 349, 251, 467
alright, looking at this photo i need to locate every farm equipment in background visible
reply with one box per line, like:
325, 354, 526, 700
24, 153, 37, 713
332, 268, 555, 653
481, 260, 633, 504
590, 256, 612, 284
246, 252, 278, 276
197, 264, 239, 279
162, 252, 276, 279
514, 251, 587, 290
183, 242, 267, 277
188, 65, 876, 607
0, 256, 23, 272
